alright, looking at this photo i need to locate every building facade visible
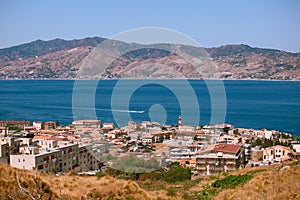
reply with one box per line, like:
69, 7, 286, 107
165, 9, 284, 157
196, 144, 245, 175
263, 145, 291, 163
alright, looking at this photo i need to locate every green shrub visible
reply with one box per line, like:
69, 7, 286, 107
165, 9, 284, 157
163, 164, 191, 183
138, 171, 162, 181
293, 160, 300, 165
188, 185, 216, 200
212, 174, 253, 188
166, 188, 177, 197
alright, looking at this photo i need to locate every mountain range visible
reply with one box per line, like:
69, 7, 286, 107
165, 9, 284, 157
0, 37, 299, 80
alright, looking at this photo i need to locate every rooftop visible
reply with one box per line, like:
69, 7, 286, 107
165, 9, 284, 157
213, 144, 241, 154
72, 120, 101, 123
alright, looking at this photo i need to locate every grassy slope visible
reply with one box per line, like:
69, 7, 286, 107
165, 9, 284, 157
1, 162, 300, 200
0, 163, 56, 200
215, 163, 300, 200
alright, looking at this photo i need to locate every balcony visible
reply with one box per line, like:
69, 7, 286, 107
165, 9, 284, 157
196, 167, 206, 170
207, 161, 217, 165
225, 161, 236, 165
209, 167, 223, 171
226, 167, 236, 171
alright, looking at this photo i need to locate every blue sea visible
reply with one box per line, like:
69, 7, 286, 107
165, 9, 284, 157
0, 80, 299, 137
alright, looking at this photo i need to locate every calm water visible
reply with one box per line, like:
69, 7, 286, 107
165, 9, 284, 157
0, 80, 299, 137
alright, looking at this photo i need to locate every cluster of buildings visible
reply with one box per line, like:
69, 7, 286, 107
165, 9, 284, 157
0, 120, 103, 173
0, 118, 299, 176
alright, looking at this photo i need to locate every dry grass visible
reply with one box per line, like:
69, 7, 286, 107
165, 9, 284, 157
215, 164, 300, 200
44, 175, 152, 199
0, 163, 151, 200
1, 162, 300, 200
0, 163, 56, 200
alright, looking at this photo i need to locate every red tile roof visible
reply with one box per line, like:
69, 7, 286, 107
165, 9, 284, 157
213, 144, 241, 154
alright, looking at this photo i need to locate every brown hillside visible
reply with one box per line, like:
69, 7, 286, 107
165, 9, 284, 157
1, 162, 300, 200
214, 164, 300, 200
0, 38, 299, 80
0, 163, 56, 200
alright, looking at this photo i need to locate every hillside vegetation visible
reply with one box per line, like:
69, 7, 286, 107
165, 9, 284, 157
0, 161, 300, 199
0, 37, 299, 80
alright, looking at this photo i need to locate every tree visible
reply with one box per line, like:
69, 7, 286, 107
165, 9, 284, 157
163, 163, 192, 183
111, 154, 160, 174
252, 138, 262, 147
161, 126, 167, 131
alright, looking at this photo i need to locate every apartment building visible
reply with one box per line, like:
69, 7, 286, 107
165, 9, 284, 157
196, 144, 245, 176
0, 143, 9, 163
57, 144, 79, 172
33, 121, 44, 129
78, 144, 101, 171
1, 137, 20, 155
10, 147, 62, 172
72, 120, 101, 129
141, 134, 154, 145
33, 138, 58, 150
44, 121, 57, 130
102, 122, 114, 132
10, 143, 82, 173
170, 148, 197, 161
290, 144, 300, 159
0, 121, 30, 129
217, 134, 241, 144
263, 145, 291, 163
152, 131, 174, 143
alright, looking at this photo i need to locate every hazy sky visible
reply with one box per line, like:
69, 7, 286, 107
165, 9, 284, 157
1, 0, 299, 52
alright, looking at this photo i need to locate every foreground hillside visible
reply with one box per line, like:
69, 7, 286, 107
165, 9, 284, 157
0, 37, 299, 80
1, 161, 300, 200
0, 163, 149, 200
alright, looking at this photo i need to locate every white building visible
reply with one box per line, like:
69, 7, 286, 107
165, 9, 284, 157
72, 120, 101, 129
10, 150, 61, 172
33, 121, 43, 129
290, 144, 300, 159
263, 145, 291, 163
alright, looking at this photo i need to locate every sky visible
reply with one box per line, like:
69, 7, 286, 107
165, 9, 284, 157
1, 0, 300, 52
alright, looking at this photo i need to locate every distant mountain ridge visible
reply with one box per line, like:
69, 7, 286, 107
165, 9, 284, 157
0, 37, 299, 80
0, 37, 105, 61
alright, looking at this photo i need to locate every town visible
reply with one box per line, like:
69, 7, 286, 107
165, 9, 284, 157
0, 117, 299, 177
